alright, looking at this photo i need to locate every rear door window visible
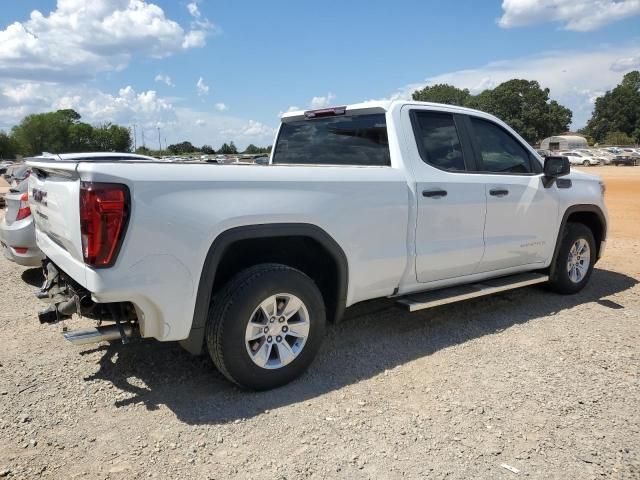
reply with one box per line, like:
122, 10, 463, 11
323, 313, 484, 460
410, 111, 467, 171
272, 113, 390, 166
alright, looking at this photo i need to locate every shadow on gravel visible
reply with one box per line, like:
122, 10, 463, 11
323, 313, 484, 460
83, 267, 637, 424
21, 267, 44, 287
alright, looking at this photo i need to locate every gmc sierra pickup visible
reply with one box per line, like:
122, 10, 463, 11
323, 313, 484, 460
27, 100, 608, 390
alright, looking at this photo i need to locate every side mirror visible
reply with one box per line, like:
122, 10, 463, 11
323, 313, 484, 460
542, 156, 570, 187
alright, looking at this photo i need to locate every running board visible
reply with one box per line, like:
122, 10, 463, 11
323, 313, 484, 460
396, 272, 549, 312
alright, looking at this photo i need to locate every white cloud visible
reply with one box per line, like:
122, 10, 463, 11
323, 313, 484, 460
0, 0, 217, 82
184, 0, 218, 47
310, 92, 336, 109
196, 77, 209, 95
222, 119, 276, 138
0, 80, 276, 148
611, 54, 640, 71
385, 45, 640, 128
0, 82, 177, 134
499, 0, 640, 31
154, 74, 174, 87
214, 102, 228, 112
278, 106, 300, 117
187, 2, 201, 18
182, 30, 207, 49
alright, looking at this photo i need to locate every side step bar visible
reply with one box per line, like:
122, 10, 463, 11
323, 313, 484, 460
396, 272, 549, 312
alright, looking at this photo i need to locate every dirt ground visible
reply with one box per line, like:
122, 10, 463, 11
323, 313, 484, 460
0, 167, 638, 479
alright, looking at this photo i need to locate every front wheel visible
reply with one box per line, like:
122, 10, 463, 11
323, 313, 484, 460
206, 264, 326, 390
582, 160, 590, 167
548, 223, 596, 294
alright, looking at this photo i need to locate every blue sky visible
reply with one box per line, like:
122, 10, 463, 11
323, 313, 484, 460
0, 0, 639, 149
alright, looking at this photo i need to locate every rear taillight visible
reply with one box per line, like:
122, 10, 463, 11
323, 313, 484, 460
16, 193, 31, 221
80, 182, 130, 268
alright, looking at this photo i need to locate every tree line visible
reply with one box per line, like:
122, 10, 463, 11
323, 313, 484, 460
0, 109, 132, 159
162, 141, 271, 156
0, 108, 273, 159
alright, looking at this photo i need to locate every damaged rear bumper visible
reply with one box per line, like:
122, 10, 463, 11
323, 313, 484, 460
36, 259, 138, 345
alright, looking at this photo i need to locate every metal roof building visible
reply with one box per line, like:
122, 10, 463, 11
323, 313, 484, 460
540, 135, 588, 151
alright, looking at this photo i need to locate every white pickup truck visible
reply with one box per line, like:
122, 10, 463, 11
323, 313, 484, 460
27, 100, 608, 390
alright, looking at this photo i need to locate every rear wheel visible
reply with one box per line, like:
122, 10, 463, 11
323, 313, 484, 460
206, 264, 326, 390
548, 223, 595, 294
582, 160, 590, 167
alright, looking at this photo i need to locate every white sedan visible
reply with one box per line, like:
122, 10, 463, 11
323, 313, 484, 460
559, 150, 601, 166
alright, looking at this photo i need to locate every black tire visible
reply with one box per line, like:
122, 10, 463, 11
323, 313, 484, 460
206, 263, 326, 390
548, 222, 596, 294
582, 160, 590, 167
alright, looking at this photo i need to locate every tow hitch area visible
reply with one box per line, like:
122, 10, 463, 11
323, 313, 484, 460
36, 259, 138, 345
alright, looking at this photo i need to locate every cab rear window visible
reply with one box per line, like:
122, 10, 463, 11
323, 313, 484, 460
272, 113, 390, 166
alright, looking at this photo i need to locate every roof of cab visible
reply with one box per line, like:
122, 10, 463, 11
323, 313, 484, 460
280, 100, 393, 121
279, 99, 499, 122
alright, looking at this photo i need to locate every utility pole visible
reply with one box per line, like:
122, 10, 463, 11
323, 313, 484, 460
141, 127, 146, 149
157, 126, 162, 152
132, 124, 137, 151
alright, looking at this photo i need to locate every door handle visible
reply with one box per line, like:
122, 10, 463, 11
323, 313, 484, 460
489, 188, 509, 197
422, 189, 448, 198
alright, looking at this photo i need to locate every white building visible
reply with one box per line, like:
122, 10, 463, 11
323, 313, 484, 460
540, 135, 588, 151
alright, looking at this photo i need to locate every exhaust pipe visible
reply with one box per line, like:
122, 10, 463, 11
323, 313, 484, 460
63, 324, 133, 346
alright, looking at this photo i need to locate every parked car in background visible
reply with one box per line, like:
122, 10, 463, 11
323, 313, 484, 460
594, 149, 616, 165
612, 152, 637, 166
0, 175, 43, 266
621, 148, 640, 158
3, 163, 27, 182
0, 161, 14, 175
576, 149, 607, 165
559, 150, 601, 166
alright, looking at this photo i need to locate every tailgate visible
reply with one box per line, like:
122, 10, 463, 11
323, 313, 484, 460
27, 161, 84, 264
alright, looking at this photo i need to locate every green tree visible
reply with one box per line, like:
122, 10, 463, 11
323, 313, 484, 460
167, 141, 196, 154
68, 122, 95, 152
603, 131, 634, 146
0, 131, 20, 159
201, 144, 215, 154
411, 80, 572, 144
586, 71, 640, 143
218, 141, 238, 154
135, 146, 153, 155
243, 144, 261, 154
11, 109, 81, 155
476, 79, 571, 144
412, 84, 471, 106
10, 109, 132, 154
90, 123, 132, 152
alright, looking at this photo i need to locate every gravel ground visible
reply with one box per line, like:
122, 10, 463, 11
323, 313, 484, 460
0, 168, 638, 479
